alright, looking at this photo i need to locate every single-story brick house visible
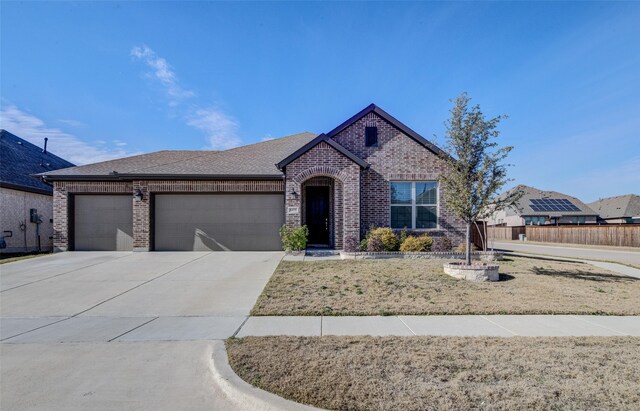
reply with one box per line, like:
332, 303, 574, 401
488, 185, 598, 227
41, 104, 464, 252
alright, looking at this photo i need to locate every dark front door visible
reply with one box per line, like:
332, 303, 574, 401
305, 186, 330, 245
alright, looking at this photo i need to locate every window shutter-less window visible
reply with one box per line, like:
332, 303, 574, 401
365, 126, 378, 147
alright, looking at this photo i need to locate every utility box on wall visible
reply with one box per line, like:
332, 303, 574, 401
30, 208, 38, 223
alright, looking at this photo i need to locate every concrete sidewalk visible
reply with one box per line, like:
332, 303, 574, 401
236, 315, 640, 338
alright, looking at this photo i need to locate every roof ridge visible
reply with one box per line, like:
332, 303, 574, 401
221, 132, 317, 152
125, 150, 217, 173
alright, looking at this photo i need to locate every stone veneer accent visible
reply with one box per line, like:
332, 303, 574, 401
53, 180, 284, 252
340, 251, 503, 261
443, 262, 500, 282
331, 112, 465, 246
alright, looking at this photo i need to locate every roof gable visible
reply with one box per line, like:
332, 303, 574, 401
326, 104, 445, 156
276, 134, 368, 170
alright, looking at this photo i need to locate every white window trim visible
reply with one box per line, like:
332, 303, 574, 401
389, 181, 439, 230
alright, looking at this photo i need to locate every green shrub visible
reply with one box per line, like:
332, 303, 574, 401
368, 227, 400, 251
366, 235, 385, 252
343, 236, 360, 252
359, 238, 369, 251
279, 225, 309, 251
433, 236, 453, 252
399, 235, 433, 252
455, 242, 478, 254
399, 229, 409, 244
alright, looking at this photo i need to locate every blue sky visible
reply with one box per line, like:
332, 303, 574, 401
1, 1, 638, 202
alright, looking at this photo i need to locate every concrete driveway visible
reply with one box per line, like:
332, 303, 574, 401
0, 251, 283, 410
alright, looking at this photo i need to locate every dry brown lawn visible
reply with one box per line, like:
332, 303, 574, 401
227, 336, 640, 411
251, 256, 640, 315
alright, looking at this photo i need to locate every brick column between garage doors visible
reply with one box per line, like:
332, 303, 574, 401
132, 181, 151, 251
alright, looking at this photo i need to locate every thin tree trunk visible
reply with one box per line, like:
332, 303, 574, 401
465, 223, 471, 265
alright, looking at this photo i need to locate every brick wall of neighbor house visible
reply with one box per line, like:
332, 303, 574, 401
0, 187, 55, 253
285, 141, 360, 249
331, 112, 465, 246
53, 180, 284, 251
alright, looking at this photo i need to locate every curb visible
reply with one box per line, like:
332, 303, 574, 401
209, 341, 323, 411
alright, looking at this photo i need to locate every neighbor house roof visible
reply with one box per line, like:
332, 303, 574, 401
588, 194, 640, 220
506, 185, 597, 217
0, 130, 75, 194
40, 132, 318, 181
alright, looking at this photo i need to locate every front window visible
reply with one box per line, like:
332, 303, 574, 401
390, 181, 438, 229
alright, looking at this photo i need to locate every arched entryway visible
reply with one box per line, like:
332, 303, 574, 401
301, 176, 340, 247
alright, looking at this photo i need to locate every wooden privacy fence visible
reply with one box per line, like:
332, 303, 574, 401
485, 225, 640, 248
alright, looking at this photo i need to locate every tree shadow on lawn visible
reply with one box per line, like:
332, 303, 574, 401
531, 266, 639, 283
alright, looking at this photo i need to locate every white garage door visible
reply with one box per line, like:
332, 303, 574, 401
154, 194, 284, 251
74, 195, 133, 251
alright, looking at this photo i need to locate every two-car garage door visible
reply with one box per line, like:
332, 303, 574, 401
154, 194, 284, 251
73, 193, 284, 251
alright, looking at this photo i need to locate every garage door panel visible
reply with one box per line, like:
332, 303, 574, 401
154, 194, 284, 251
74, 195, 133, 251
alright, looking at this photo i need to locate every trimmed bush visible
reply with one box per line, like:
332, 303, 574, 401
455, 242, 478, 254
368, 227, 400, 252
366, 235, 385, 252
433, 236, 453, 252
399, 235, 433, 252
359, 238, 369, 251
343, 236, 360, 253
279, 225, 309, 251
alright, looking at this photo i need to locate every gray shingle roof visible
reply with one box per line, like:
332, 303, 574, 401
588, 194, 640, 220
40, 132, 317, 179
506, 185, 597, 217
1, 130, 75, 194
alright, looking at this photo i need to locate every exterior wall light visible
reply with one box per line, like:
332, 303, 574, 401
134, 189, 144, 202
289, 188, 299, 198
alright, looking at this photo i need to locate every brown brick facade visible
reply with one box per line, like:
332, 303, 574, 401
284, 141, 360, 249
51, 109, 465, 252
331, 112, 464, 246
53, 180, 284, 251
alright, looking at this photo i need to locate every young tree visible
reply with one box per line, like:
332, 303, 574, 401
439, 93, 521, 264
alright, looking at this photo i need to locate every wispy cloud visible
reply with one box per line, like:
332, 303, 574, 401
186, 108, 240, 150
131, 45, 195, 105
131, 44, 241, 150
57, 119, 84, 128
0, 105, 138, 165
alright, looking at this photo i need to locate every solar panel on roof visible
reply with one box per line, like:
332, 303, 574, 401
529, 198, 581, 212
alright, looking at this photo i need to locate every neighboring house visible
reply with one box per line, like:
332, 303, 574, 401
489, 185, 597, 227
40, 104, 465, 252
1, 130, 75, 253
588, 194, 640, 224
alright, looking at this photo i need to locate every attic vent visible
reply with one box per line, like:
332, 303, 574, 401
365, 126, 378, 147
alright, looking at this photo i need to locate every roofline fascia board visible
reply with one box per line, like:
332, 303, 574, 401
0, 182, 53, 196
40, 174, 285, 182
276, 134, 369, 170
325, 104, 446, 156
